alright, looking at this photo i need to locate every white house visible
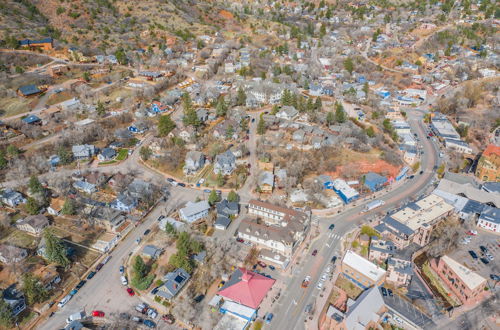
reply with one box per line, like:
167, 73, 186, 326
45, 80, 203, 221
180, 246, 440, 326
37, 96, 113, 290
179, 201, 210, 223
477, 206, 500, 233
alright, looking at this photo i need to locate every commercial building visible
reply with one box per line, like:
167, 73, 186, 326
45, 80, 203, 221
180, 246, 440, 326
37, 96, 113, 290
374, 194, 454, 249
368, 238, 397, 263
332, 179, 359, 203
476, 206, 500, 233
431, 255, 487, 306
386, 258, 413, 287
341, 250, 386, 289
238, 200, 309, 267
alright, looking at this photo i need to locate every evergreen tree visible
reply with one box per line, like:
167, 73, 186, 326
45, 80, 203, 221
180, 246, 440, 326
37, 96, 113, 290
225, 125, 235, 139
208, 190, 220, 205
216, 96, 228, 117
326, 111, 335, 125
61, 199, 76, 215
237, 87, 247, 106
366, 126, 375, 138
29, 175, 43, 194
314, 97, 322, 110
43, 229, 70, 267
96, 101, 106, 117
0, 150, 7, 169
22, 273, 49, 304
216, 173, 225, 187
133, 255, 147, 278
25, 197, 39, 215
335, 102, 347, 123
57, 147, 72, 165
157, 115, 176, 136
114, 48, 127, 65
257, 114, 266, 135
227, 190, 239, 203
343, 57, 354, 74
0, 298, 13, 328
281, 89, 292, 106
139, 146, 152, 161
306, 98, 314, 112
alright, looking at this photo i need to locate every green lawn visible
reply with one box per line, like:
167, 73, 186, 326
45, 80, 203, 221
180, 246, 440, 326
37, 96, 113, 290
116, 148, 128, 161
99, 160, 117, 165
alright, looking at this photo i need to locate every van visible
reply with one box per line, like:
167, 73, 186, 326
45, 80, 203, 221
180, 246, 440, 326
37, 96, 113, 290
121, 276, 128, 286
66, 311, 85, 324
102, 256, 112, 264
57, 295, 72, 308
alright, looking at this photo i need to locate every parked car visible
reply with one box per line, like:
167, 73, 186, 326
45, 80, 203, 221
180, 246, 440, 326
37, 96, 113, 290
102, 256, 111, 264
121, 276, 128, 286
69, 289, 78, 296
135, 237, 141, 244
157, 215, 165, 221
166, 178, 174, 182
236, 237, 244, 243
480, 246, 488, 253
469, 250, 478, 259
119, 312, 131, 320
147, 308, 158, 319
194, 294, 205, 303
331, 256, 337, 264
265, 313, 274, 324
127, 288, 135, 296
143, 229, 151, 236
57, 295, 72, 308
387, 289, 393, 297
381, 287, 387, 296
135, 303, 148, 314
203, 189, 211, 193
92, 310, 105, 317
328, 224, 335, 230
312, 249, 318, 256
162, 314, 175, 324
178, 183, 186, 187
257, 261, 267, 268
75, 281, 86, 289
86, 271, 96, 280
132, 316, 143, 323
480, 257, 490, 265
466, 230, 478, 236
119, 266, 124, 274
143, 319, 156, 328
96, 263, 104, 271
490, 274, 500, 281
269, 265, 276, 271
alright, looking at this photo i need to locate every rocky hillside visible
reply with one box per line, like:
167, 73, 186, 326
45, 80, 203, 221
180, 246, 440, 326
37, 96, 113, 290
0, 0, 239, 53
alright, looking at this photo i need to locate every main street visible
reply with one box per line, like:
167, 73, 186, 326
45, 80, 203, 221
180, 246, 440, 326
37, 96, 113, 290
271, 110, 440, 330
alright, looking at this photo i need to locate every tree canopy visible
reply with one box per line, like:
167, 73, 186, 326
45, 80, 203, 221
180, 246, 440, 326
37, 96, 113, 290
43, 229, 70, 267
22, 273, 49, 305
157, 115, 176, 136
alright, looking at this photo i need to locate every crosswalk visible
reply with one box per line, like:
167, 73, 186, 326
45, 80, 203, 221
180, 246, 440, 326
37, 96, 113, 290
327, 232, 341, 240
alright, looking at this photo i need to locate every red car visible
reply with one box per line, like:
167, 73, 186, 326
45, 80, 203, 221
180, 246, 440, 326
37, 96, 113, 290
236, 238, 244, 243
257, 261, 267, 268
92, 310, 105, 317
312, 249, 318, 256
162, 314, 175, 324
127, 288, 135, 296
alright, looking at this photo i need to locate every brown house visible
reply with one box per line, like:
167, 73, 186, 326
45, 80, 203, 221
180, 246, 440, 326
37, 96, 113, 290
19, 38, 53, 51
476, 144, 500, 182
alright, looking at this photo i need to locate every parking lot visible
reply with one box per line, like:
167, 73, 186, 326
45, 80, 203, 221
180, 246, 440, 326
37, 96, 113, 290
451, 229, 499, 283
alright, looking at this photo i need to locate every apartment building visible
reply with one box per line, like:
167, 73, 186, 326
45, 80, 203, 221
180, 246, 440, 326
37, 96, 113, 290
386, 258, 413, 287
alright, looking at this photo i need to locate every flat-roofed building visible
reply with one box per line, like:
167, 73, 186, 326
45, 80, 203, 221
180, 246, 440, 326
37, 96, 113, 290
431, 255, 487, 306
341, 250, 386, 290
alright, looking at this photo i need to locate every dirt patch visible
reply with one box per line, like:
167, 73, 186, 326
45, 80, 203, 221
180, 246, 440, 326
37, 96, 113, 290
219, 10, 234, 20
46, 90, 74, 106
334, 276, 363, 300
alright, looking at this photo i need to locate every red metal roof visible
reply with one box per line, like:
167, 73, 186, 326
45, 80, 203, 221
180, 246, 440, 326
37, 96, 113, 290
217, 268, 275, 309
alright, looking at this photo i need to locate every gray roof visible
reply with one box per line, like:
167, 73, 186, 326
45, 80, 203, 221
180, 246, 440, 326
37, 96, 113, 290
344, 286, 385, 329
482, 182, 500, 194
216, 199, 239, 217
215, 215, 231, 229
437, 179, 500, 207
72, 144, 95, 157
382, 216, 414, 236
142, 245, 162, 258
180, 200, 210, 218
215, 150, 236, 166
157, 268, 190, 300
100, 147, 116, 158
258, 171, 274, 186
479, 206, 500, 224
443, 172, 479, 188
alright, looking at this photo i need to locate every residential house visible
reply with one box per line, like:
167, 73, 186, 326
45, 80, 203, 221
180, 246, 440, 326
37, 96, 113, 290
258, 171, 274, 193
142, 245, 163, 259
2, 285, 26, 316
179, 201, 210, 223
215, 199, 239, 230
72, 144, 96, 159
97, 148, 117, 161
73, 180, 97, 194
184, 151, 205, 175
19, 37, 53, 50
213, 120, 238, 140
363, 173, 388, 192
0, 244, 28, 264
15, 214, 49, 236
276, 106, 299, 120
109, 193, 137, 213
374, 194, 454, 249
475, 144, 500, 182
91, 232, 119, 253
0, 189, 26, 207
18, 85, 42, 97
32, 264, 61, 290
340, 250, 386, 289
47, 198, 65, 216
214, 150, 236, 175
386, 257, 412, 287
238, 200, 310, 267
22, 114, 42, 125
217, 268, 275, 309
159, 217, 186, 232
156, 268, 190, 300
431, 255, 487, 306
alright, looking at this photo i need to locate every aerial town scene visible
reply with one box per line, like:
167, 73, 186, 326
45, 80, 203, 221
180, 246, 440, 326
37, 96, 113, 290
0, 0, 498, 329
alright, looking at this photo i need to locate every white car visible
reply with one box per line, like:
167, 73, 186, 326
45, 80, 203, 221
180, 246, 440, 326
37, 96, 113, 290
121, 276, 128, 286
57, 294, 72, 308
147, 308, 157, 318
316, 282, 323, 290
198, 178, 205, 185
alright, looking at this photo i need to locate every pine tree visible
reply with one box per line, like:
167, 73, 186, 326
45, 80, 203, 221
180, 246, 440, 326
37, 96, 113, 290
22, 273, 49, 304
0, 298, 13, 328
237, 87, 247, 106
25, 197, 39, 215
335, 102, 347, 123
306, 98, 314, 112
227, 190, 239, 203
208, 190, 220, 205
61, 199, 76, 215
257, 115, 266, 135
326, 111, 335, 125
29, 175, 43, 194
43, 229, 70, 267
314, 97, 322, 110
158, 115, 176, 136
343, 57, 354, 74
96, 101, 106, 117
216, 96, 227, 117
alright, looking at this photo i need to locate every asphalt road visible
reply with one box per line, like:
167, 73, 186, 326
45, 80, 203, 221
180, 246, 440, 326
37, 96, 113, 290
38, 187, 203, 330
270, 110, 439, 330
